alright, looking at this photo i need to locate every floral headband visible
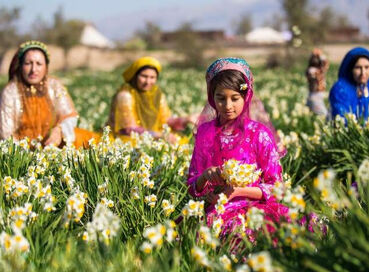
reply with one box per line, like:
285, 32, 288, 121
18, 40, 50, 63
205, 57, 254, 109
206, 57, 253, 91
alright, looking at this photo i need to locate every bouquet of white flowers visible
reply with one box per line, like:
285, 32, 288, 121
221, 159, 262, 187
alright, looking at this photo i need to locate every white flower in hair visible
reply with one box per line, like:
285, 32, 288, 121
240, 83, 248, 91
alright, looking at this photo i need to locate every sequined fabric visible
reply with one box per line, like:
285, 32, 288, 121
16, 87, 54, 140
0, 77, 78, 141
188, 56, 288, 236
196, 57, 285, 157
107, 83, 171, 135
188, 119, 289, 235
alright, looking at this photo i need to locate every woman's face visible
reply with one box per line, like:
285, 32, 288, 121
136, 68, 158, 91
21, 49, 47, 85
214, 87, 245, 124
352, 57, 369, 85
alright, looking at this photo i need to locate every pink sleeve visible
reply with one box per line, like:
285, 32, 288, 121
249, 95, 285, 157
253, 127, 282, 201
187, 128, 211, 198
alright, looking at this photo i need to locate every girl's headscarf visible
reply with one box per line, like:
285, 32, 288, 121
197, 58, 282, 155
196, 58, 253, 129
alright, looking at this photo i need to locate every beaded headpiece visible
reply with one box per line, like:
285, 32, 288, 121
18, 40, 50, 63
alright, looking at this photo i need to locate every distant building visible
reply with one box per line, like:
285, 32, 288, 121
326, 26, 361, 42
80, 24, 115, 49
160, 30, 225, 43
245, 27, 287, 45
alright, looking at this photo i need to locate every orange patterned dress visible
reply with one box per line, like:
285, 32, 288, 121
0, 77, 98, 148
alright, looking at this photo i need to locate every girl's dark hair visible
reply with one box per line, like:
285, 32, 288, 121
209, 69, 246, 97
129, 65, 159, 87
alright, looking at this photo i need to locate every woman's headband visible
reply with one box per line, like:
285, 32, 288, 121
18, 40, 50, 63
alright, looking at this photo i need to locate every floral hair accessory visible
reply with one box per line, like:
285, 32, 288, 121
18, 40, 50, 63
240, 83, 248, 91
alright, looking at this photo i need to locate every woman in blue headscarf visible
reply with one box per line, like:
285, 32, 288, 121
329, 47, 369, 122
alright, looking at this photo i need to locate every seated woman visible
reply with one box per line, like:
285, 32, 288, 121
0, 40, 97, 148
107, 56, 193, 140
329, 47, 369, 123
306, 48, 329, 116
187, 58, 288, 237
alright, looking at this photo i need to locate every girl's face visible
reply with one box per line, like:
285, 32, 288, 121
136, 68, 158, 91
214, 87, 245, 124
21, 49, 47, 85
352, 57, 369, 85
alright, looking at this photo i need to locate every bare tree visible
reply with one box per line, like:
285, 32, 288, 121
136, 21, 162, 49
30, 15, 49, 41
263, 13, 284, 31
281, 0, 310, 30
36, 7, 84, 69
235, 15, 253, 36
173, 22, 207, 68
43, 7, 84, 53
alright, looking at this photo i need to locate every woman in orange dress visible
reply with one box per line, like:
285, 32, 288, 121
0, 40, 97, 148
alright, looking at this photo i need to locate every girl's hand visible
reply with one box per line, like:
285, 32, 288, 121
168, 117, 187, 131
221, 186, 263, 201
150, 130, 162, 139
222, 185, 235, 200
187, 113, 199, 124
205, 192, 219, 205
45, 126, 62, 146
201, 166, 225, 186
168, 133, 178, 144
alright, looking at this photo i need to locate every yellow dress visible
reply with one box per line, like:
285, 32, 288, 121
107, 83, 171, 138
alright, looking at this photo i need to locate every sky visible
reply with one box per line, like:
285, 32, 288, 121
2, 0, 369, 41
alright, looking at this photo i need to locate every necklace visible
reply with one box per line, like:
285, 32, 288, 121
28, 85, 37, 95
25, 80, 45, 95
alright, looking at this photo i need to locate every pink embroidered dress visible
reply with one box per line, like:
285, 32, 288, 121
187, 58, 288, 234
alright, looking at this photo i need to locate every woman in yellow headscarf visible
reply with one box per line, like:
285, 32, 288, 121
107, 56, 193, 139
0, 40, 98, 148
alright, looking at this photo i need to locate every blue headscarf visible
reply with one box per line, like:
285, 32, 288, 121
329, 47, 369, 122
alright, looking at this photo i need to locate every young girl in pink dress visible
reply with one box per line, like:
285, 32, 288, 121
187, 58, 288, 236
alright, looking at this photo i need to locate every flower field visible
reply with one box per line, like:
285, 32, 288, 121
0, 63, 369, 272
